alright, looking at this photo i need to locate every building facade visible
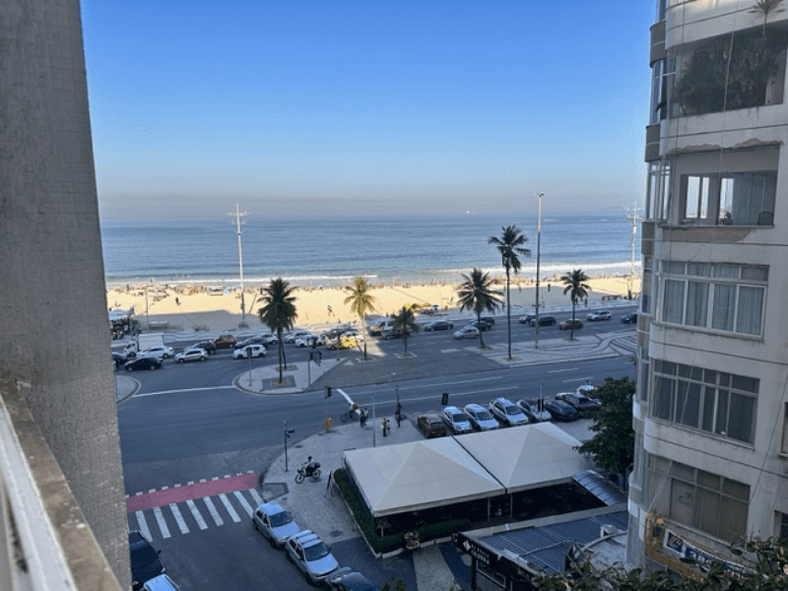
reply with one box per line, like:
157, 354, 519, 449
629, 0, 788, 575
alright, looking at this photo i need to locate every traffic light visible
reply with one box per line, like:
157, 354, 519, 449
441, 392, 449, 406
325, 386, 332, 399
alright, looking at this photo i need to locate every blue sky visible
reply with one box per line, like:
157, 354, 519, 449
80, 0, 655, 220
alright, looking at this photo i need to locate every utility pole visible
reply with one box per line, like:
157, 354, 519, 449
625, 204, 642, 300
227, 204, 248, 326
535, 192, 543, 349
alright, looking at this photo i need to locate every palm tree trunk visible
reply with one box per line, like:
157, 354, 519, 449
506, 266, 512, 360
570, 299, 576, 341
278, 328, 287, 367
477, 311, 485, 348
361, 317, 368, 360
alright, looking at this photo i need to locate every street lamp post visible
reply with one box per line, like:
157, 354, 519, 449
535, 192, 543, 349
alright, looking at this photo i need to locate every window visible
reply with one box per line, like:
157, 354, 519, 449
778, 511, 788, 540
646, 161, 671, 221
647, 455, 749, 543
680, 171, 776, 226
782, 403, 788, 454
659, 260, 767, 337
652, 360, 758, 444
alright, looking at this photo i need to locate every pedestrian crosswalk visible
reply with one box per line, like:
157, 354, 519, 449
127, 488, 263, 540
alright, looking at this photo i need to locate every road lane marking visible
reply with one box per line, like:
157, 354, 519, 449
234, 491, 254, 517
186, 499, 208, 530
135, 511, 152, 541
202, 496, 224, 526
152, 507, 171, 539
249, 488, 263, 505
134, 385, 237, 398
548, 368, 578, 373
218, 493, 241, 523
169, 503, 189, 534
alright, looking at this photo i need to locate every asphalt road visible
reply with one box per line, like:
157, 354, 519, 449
117, 306, 637, 590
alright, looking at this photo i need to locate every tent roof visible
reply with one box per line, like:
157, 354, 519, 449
344, 438, 503, 517
456, 422, 590, 492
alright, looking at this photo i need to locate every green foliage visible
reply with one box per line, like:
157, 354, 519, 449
392, 305, 420, 355
344, 277, 377, 359
456, 268, 503, 348
576, 377, 636, 477
257, 278, 297, 382
419, 518, 472, 541
675, 27, 788, 115
489, 225, 531, 360
561, 269, 590, 340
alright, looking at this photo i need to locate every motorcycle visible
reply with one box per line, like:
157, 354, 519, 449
295, 461, 321, 483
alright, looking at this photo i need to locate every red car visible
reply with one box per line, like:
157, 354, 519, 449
213, 334, 237, 349
559, 319, 583, 331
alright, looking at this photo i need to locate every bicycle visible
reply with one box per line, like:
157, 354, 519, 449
340, 409, 359, 423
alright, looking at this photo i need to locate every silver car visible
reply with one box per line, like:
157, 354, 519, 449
174, 347, 207, 363
463, 403, 499, 431
453, 326, 479, 340
441, 406, 473, 434
252, 502, 301, 548
517, 399, 552, 423
285, 530, 339, 585
488, 397, 530, 427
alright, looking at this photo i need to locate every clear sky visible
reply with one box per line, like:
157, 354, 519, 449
80, 0, 655, 220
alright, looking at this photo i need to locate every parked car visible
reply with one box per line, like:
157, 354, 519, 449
453, 326, 480, 340
140, 575, 180, 591
327, 567, 379, 591
325, 334, 357, 350
284, 530, 339, 586
213, 334, 237, 349
488, 397, 530, 427
463, 403, 499, 431
556, 391, 602, 413
467, 319, 493, 331
517, 399, 552, 423
380, 327, 404, 340
252, 501, 301, 548
259, 333, 278, 346
417, 413, 448, 438
129, 531, 165, 591
284, 329, 312, 344
125, 355, 163, 371
586, 310, 612, 321
174, 347, 208, 363
142, 345, 174, 360
544, 399, 579, 422
559, 319, 583, 331
621, 312, 638, 324
424, 320, 454, 331
193, 340, 216, 355
480, 315, 496, 325
232, 344, 266, 359
441, 406, 473, 434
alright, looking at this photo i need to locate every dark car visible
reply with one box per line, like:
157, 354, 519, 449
621, 313, 638, 324
129, 531, 165, 590
125, 355, 163, 371
234, 336, 266, 349
520, 314, 554, 325
193, 340, 216, 354
424, 320, 454, 331
480, 315, 496, 325
556, 392, 602, 413
544, 399, 579, 421
417, 413, 447, 438
112, 352, 126, 370
213, 334, 237, 349
468, 319, 493, 331
559, 319, 583, 331
327, 567, 379, 591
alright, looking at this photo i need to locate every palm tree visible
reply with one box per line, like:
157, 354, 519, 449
392, 305, 419, 356
561, 269, 590, 341
343, 277, 377, 360
489, 225, 531, 360
257, 278, 297, 382
456, 268, 503, 348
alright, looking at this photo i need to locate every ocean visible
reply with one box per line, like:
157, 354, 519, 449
100, 212, 641, 287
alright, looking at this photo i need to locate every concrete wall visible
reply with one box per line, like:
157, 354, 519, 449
0, 0, 129, 585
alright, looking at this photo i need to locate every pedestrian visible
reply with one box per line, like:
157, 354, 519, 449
359, 408, 368, 427
382, 417, 389, 437
395, 402, 402, 427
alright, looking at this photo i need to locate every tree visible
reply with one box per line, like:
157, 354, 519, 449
391, 305, 419, 355
257, 278, 297, 383
561, 269, 590, 341
488, 225, 531, 360
344, 277, 377, 360
576, 377, 635, 483
456, 268, 503, 348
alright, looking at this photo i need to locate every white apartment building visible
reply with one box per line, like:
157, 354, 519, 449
629, 0, 788, 576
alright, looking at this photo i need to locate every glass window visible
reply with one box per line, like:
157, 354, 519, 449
685, 281, 709, 327
736, 286, 764, 335
711, 284, 736, 331
663, 279, 685, 324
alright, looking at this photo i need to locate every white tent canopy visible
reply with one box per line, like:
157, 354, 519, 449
343, 422, 592, 518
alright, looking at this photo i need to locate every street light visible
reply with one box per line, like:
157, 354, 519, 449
535, 192, 543, 350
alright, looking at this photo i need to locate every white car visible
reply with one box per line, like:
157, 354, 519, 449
232, 344, 266, 359
252, 501, 301, 548
284, 530, 339, 585
174, 347, 208, 363
284, 329, 312, 344
586, 310, 612, 321
453, 326, 480, 340
295, 334, 322, 348
463, 403, 499, 431
142, 345, 174, 360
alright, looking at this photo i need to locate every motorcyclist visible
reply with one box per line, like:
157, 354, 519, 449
301, 456, 315, 476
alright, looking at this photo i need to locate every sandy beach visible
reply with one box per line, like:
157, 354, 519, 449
107, 274, 640, 333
